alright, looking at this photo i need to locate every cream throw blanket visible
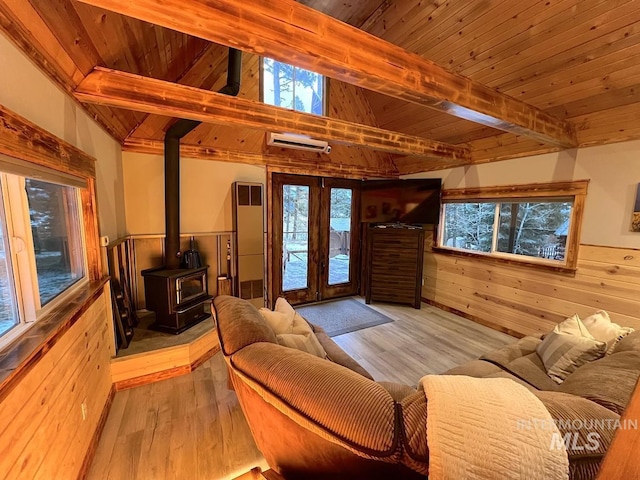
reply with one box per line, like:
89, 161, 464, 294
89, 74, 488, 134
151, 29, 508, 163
419, 375, 569, 480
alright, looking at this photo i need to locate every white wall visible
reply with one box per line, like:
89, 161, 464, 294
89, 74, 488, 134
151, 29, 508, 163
404, 141, 640, 249
123, 152, 266, 234
0, 33, 126, 240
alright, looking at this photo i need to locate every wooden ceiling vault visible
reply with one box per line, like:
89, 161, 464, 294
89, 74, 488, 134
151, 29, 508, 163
1, 0, 639, 177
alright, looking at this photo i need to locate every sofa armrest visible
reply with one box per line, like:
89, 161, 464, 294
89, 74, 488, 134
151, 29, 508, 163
311, 323, 374, 380
230, 342, 399, 459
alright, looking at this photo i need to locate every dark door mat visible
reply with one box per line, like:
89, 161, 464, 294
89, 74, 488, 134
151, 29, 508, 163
296, 298, 394, 337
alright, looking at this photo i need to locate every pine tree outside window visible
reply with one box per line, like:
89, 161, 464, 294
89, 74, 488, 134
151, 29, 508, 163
262, 58, 325, 115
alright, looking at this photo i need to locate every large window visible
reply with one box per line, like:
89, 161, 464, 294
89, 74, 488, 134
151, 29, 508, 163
0, 171, 87, 347
262, 57, 325, 115
437, 181, 588, 269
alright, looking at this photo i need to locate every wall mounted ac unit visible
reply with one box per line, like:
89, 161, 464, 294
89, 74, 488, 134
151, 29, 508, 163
267, 132, 332, 154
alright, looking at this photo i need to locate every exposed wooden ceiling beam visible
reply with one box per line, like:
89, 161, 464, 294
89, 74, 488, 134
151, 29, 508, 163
75, 68, 470, 161
75, 0, 578, 148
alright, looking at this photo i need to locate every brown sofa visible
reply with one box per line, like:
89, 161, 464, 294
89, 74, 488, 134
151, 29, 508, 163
213, 295, 640, 480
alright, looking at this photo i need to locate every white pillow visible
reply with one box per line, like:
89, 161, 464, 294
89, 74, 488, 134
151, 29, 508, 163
581, 310, 634, 355
258, 307, 293, 334
553, 313, 593, 337
259, 297, 315, 336
276, 332, 327, 358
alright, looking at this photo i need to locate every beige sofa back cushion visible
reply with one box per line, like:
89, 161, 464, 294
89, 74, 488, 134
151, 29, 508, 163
613, 330, 640, 354
214, 295, 277, 356
557, 351, 640, 415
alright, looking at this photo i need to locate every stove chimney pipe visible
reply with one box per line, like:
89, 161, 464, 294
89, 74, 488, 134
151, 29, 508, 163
163, 48, 242, 268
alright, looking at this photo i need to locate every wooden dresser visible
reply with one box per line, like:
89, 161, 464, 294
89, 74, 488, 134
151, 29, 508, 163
365, 225, 424, 309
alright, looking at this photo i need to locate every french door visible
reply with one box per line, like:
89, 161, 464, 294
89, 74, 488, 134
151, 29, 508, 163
272, 174, 360, 305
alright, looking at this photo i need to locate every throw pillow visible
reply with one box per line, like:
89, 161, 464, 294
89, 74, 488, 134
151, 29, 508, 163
276, 332, 327, 359
259, 297, 327, 358
581, 310, 634, 355
554, 313, 592, 337
537, 317, 607, 384
259, 308, 293, 334
258, 297, 297, 334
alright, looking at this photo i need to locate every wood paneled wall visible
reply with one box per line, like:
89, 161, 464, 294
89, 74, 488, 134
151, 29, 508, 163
0, 285, 113, 479
422, 230, 640, 337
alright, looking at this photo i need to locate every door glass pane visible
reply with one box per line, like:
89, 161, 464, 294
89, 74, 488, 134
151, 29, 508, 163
0, 188, 19, 337
282, 185, 309, 291
328, 188, 352, 285
26, 179, 85, 305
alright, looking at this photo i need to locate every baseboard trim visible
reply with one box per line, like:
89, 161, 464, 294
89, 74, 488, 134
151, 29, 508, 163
114, 345, 221, 391
421, 297, 525, 339
78, 384, 116, 480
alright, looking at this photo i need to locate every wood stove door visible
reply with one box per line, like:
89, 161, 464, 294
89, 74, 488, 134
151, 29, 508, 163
272, 174, 321, 304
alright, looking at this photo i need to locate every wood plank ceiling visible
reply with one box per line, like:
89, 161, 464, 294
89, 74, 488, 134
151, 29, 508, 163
0, 0, 639, 175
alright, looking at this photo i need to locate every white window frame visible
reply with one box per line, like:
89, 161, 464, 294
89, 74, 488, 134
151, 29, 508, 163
436, 181, 589, 271
0, 172, 89, 350
260, 57, 328, 116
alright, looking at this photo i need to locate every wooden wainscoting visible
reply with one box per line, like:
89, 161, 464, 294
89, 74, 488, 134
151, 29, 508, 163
0, 285, 113, 479
422, 230, 640, 337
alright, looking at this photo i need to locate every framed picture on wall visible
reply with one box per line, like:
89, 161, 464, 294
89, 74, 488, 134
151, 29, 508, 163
632, 183, 640, 232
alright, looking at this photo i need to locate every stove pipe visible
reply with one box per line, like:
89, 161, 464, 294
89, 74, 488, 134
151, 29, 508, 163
164, 48, 242, 268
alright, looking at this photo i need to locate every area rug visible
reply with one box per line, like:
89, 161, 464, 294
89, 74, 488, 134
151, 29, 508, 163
296, 298, 394, 337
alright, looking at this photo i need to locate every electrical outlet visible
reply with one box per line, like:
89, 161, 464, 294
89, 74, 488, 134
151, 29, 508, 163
81, 401, 88, 421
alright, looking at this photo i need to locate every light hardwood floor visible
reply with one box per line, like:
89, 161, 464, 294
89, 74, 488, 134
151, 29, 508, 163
87, 301, 514, 480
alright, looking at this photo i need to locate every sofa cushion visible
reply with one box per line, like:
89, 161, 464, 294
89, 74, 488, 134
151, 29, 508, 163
481, 335, 542, 363
378, 382, 417, 402
479, 337, 559, 391
445, 359, 505, 377
557, 351, 640, 415
230, 342, 399, 458
399, 390, 428, 475
214, 295, 277, 356
613, 329, 640, 354
276, 332, 327, 358
582, 310, 634, 355
534, 391, 619, 480
536, 316, 607, 384
312, 324, 374, 380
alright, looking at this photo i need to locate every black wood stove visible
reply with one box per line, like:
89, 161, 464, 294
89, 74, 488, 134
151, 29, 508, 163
141, 49, 242, 335
142, 266, 212, 334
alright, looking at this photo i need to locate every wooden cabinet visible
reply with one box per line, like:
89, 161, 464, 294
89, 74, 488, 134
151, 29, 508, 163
365, 225, 424, 309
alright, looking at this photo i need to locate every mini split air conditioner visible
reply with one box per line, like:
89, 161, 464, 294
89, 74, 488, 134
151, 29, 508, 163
267, 132, 332, 154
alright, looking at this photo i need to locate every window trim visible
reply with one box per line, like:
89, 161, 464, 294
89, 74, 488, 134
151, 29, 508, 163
435, 180, 589, 272
0, 104, 101, 354
0, 173, 90, 349
259, 56, 329, 116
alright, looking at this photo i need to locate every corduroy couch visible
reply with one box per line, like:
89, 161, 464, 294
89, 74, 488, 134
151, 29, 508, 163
213, 295, 640, 480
